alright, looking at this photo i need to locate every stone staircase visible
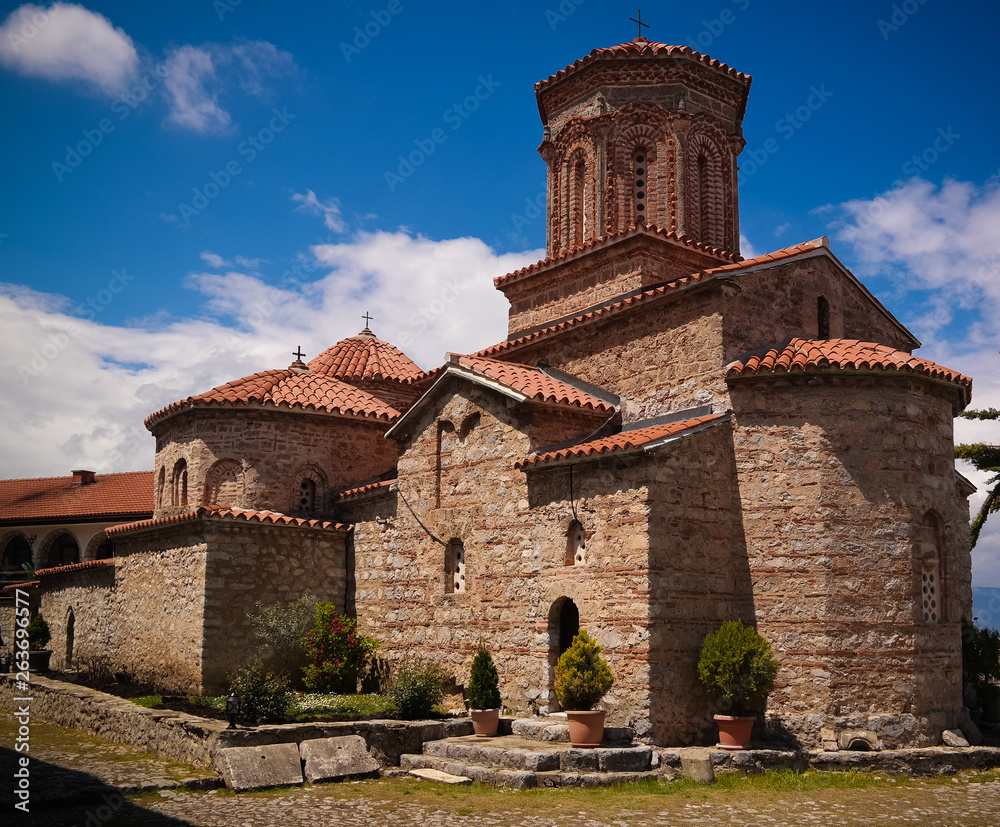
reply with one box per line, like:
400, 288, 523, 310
399, 717, 658, 788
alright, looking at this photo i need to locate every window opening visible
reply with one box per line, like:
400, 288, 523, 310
446, 539, 465, 594
566, 521, 586, 566
817, 296, 831, 339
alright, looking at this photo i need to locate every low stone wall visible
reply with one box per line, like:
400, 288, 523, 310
0, 673, 472, 771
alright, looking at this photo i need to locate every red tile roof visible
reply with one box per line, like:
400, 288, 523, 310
727, 338, 972, 400
33, 559, 115, 578
334, 479, 397, 501
535, 38, 751, 95
107, 505, 350, 537
0, 471, 154, 524
145, 367, 400, 429
450, 355, 617, 413
493, 224, 736, 289
308, 328, 424, 383
517, 413, 725, 469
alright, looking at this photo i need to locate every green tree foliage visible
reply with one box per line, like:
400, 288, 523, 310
231, 658, 290, 724
302, 605, 379, 693
962, 617, 1000, 691
466, 641, 501, 710
956, 407, 1000, 548
554, 629, 614, 711
698, 620, 779, 715
26, 613, 51, 649
248, 593, 319, 672
387, 657, 452, 719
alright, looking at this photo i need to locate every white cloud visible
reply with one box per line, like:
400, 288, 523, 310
0, 232, 540, 479
200, 251, 227, 269
293, 190, 346, 233
162, 45, 230, 133
0, 3, 139, 96
739, 233, 760, 260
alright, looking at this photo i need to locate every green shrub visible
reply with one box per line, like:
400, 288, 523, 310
697, 620, 779, 715
387, 657, 451, 719
27, 614, 50, 649
231, 659, 290, 724
466, 641, 501, 710
962, 617, 1000, 691
554, 629, 614, 711
302, 606, 379, 693
248, 593, 319, 673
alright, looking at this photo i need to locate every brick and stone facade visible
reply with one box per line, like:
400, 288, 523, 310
19, 37, 976, 750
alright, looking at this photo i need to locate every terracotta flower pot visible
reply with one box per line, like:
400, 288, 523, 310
714, 714, 754, 750
470, 708, 500, 737
566, 709, 606, 748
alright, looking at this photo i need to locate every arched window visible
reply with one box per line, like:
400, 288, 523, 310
1, 536, 32, 571
446, 538, 465, 594
817, 296, 831, 339
918, 512, 944, 623
94, 537, 114, 560
572, 158, 586, 247
436, 420, 456, 508
46, 533, 80, 567
697, 154, 709, 239
299, 478, 316, 513
633, 149, 647, 221
156, 467, 166, 509
171, 459, 188, 507
204, 459, 241, 506
566, 520, 586, 566
65, 609, 75, 667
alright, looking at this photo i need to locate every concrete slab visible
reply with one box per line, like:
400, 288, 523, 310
409, 768, 472, 785
215, 743, 303, 792
300, 736, 380, 783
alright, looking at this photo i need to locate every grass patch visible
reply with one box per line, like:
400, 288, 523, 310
130, 695, 162, 708
285, 692, 396, 721
188, 694, 225, 711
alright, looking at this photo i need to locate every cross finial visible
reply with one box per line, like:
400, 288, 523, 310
292, 345, 305, 361
629, 9, 649, 38
362, 311, 373, 328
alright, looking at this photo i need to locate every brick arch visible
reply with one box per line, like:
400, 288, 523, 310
610, 117, 677, 233
683, 122, 734, 251
203, 458, 243, 507
0, 530, 33, 572
39, 528, 80, 568
83, 531, 115, 561
290, 463, 327, 515
552, 119, 599, 252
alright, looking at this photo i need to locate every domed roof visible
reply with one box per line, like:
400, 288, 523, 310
308, 328, 424, 384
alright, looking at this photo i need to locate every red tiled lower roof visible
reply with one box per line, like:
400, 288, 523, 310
145, 368, 399, 429
517, 413, 725, 469
727, 338, 972, 402
308, 328, 424, 383
33, 559, 114, 578
107, 506, 351, 537
334, 479, 397, 501
2, 580, 39, 592
0, 471, 153, 524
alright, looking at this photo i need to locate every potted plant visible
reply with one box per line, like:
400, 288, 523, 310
26, 613, 52, 672
466, 641, 502, 736
554, 629, 614, 748
697, 619, 779, 750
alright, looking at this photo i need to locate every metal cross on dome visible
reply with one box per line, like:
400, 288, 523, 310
362, 311, 373, 328
629, 9, 649, 38
292, 345, 305, 361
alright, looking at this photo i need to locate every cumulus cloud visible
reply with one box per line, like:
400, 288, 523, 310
0, 231, 540, 478
293, 190, 346, 233
0, 2, 139, 96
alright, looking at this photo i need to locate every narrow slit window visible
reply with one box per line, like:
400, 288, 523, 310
697, 154, 709, 239
817, 296, 831, 339
634, 151, 646, 220
573, 160, 585, 247
566, 521, 586, 566
446, 539, 465, 594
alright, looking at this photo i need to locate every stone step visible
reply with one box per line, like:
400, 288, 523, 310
419, 735, 653, 773
507, 717, 635, 745
408, 768, 471, 785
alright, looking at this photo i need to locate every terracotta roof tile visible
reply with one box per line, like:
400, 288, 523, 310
107, 506, 350, 537
2, 580, 39, 592
727, 338, 972, 399
535, 39, 750, 95
145, 368, 400, 429
334, 479, 397, 501
308, 328, 423, 383
33, 559, 115, 578
0, 471, 153, 524
517, 414, 725, 469
450, 355, 617, 413
493, 224, 737, 289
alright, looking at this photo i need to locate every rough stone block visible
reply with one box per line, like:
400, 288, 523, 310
215, 743, 303, 791
961, 720, 983, 746
942, 729, 969, 748
541, 724, 570, 742
562, 748, 599, 772
299, 736, 379, 783
597, 747, 652, 772
523, 750, 561, 772
837, 730, 880, 751
680, 749, 716, 784
408, 768, 471, 785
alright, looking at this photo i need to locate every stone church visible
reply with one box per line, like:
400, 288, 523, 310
23, 37, 976, 748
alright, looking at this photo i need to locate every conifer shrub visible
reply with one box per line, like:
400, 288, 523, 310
231, 659, 290, 724
466, 641, 501, 710
387, 656, 452, 719
554, 629, 614, 711
302, 605, 379, 693
962, 617, 1000, 692
697, 619, 779, 715
27, 613, 51, 650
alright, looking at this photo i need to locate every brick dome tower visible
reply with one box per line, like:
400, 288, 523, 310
536, 37, 751, 258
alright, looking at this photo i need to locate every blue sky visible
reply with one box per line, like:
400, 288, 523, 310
1, 0, 999, 585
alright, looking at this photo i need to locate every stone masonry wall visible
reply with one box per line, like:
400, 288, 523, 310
152, 409, 395, 518
730, 374, 970, 747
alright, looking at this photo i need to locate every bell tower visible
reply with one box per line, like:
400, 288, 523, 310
535, 38, 751, 258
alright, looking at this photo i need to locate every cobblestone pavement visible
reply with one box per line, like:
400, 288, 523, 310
5, 720, 1000, 826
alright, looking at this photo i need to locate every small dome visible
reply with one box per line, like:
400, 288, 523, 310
308, 328, 423, 384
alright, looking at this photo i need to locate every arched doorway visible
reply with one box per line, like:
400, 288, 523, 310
558, 599, 580, 657
547, 597, 581, 712
65, 609, 75, 668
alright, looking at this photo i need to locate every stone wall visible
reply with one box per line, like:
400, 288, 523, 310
151, 408, 395, 518
729, 373, 971, 747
